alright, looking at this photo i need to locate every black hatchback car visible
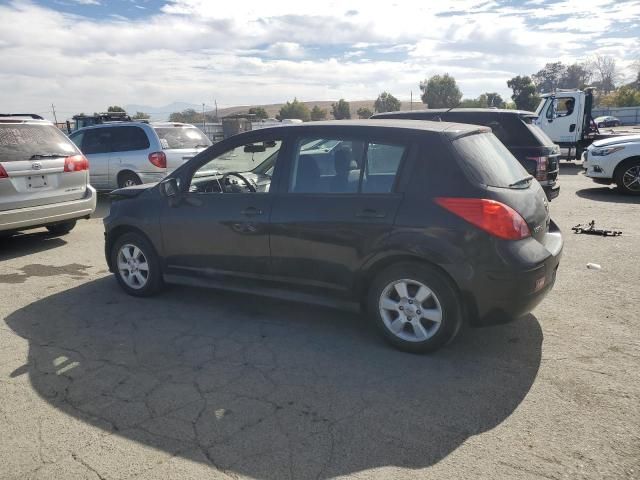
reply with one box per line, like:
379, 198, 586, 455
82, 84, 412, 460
104, 120, 562, 353
372, 109, 561, 201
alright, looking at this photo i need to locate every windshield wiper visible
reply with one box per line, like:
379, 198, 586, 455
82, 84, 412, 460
508, 175, 534, 188
30, 153, 69, 159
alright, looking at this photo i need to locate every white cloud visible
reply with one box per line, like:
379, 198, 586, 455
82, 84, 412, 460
0, 0, 638, 120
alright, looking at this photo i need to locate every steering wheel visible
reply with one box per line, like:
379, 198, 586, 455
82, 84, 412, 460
221, 172, 257, 193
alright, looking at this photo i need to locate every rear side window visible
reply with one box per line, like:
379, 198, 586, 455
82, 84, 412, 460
0, 124, 77, 162
110, 126, 150, 152
452, 132, 529, 188
153, 127, 211, 149
82, 129, 111, 154
362, 142, 405, 193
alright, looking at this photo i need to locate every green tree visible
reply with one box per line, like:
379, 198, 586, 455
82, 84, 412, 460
310, 105, 328, 121
532, 62, 566, 93
485, 92, 505, 108
248, 107, 268, 120
277, 98, 310, 122
357, 106, 373, 118
132, 111, 150, 120
419, 74, 462, 108
107, 106, 126, 112
559, 63, 592, 90
374, 92, 401, 113
168, 108, 202, 123
610, 86, 640, 107
331, 99, 351, 119
507, 75, 540, 111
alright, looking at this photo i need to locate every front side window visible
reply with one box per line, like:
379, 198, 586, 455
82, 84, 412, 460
189, 139, 282, 194
288, 137, 405, 194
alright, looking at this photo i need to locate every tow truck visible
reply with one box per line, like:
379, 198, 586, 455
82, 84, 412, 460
534, 88, 640, 194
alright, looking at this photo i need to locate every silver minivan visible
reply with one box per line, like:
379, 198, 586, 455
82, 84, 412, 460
0, 115, 96, 235
69, 122, 212, 190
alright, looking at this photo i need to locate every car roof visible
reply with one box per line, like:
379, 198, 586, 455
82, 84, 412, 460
251, 119, 490, 139
373, 108, 536, 117
0, 116, 53, 125
151, 122, 197, 128
72, 121, 152, 133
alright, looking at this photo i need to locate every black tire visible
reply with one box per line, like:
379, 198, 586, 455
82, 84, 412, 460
46, 220, 76, 235
367, 262, 462, 353
110, 232, 163, 297
613, 158, 640, 196
118, 171, 142, 189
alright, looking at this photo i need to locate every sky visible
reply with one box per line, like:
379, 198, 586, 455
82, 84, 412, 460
1, 0, 639, 120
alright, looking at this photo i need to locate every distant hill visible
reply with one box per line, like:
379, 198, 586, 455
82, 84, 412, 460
215, 100, 423, 119
124, 102, 201, 121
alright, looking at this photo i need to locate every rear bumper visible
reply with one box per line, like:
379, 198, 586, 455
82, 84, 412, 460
0, 186, 97, 232
466, 221, 563, 326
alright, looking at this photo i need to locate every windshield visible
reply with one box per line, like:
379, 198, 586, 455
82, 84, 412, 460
0, 124, 77, 162
452, 132, 530, 188
153, 126, 212, 149
196, 141, 281, 177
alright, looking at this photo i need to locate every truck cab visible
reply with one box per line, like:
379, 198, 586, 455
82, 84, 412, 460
535, 90, 586, 148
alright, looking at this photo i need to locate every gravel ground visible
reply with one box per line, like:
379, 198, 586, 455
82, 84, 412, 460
0, 163, 638, 480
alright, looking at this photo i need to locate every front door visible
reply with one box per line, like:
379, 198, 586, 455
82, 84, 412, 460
269, 132, 409, 293
160, 131, 286, 279
76, 128, 112, 189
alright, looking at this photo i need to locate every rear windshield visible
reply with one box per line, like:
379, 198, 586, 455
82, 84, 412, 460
0, 124, 77, 162
153, 127, 212, 150
520, 115, 555, 146
452, 132, 530, 188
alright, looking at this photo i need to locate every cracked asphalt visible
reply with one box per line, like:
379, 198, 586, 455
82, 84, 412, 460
1, 163, 639, 480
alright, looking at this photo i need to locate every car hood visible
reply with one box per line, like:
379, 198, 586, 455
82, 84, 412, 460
591, 134, 640, 148
110, 182, 157, 198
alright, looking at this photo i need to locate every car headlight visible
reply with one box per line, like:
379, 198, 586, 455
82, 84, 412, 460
591, 146, 624, 156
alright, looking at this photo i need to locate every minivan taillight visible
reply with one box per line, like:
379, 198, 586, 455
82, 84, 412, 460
0, 164, 8, 178
63, 155, 89, 172
527, 156, 548, 181
148, 151, 167, 169
435, 197, 531, 240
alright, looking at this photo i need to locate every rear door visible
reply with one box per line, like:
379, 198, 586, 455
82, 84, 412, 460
108, 126, 151, 187
269, 130, 410, 292
153, 125, 212, 172
0, 122, 87, 211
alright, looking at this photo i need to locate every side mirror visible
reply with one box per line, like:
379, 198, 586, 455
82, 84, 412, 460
159, 177, 180, 198
244, 144, 267, 153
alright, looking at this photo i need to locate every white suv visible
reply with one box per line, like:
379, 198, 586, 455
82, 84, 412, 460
0, 114, 96, 235
69, 121, 212, 190
582, 135, 640, 195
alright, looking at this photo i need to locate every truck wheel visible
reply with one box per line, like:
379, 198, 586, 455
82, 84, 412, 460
367, 262, 462, 353
614, 158, 640, 195
46, 220, 77, 236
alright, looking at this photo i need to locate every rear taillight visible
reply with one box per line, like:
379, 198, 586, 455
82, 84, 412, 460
435, 197, 531, 240
527, 156, 548, 181
0, 164, 8, 178
148, 151, 167, 169
63, 154, 89, 172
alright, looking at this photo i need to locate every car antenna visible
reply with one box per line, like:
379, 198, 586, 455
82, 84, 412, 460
436, 103, 460, 122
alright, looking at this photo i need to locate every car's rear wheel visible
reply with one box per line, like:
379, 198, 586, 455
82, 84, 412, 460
111, 232, 163, 296
367, 262, 462, 353
614, 158, 640, 195
118, 171, 142, 189
46, 220, 76, 236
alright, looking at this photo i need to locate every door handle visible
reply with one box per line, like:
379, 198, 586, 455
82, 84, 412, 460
356, 209, 386, 218
241, 207, 263, 216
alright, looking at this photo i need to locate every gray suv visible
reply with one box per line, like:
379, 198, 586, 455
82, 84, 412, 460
69, 121, 212, 190
0, 114, 96, 235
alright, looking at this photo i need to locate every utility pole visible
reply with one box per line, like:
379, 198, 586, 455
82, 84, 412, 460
51, 103, 58, 124
410, 91, 413, 111
202, 103, 205, 130
214, 99, 218, 122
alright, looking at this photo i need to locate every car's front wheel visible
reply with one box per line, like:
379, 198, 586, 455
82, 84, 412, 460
614, 158, 640, 195
367, 262, 462, 353
111, 232, 163, 296
46, 220, 76, 235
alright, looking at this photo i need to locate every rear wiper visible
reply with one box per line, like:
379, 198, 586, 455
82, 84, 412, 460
29, 153, 68, 159
508, 175, 534, 188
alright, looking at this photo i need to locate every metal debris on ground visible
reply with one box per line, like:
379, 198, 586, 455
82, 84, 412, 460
572, 220, 622, 237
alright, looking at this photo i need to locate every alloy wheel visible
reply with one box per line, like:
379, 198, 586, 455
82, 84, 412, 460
379, 278, 443, 342
117, 243, 149, 289
622, 165, 640, 192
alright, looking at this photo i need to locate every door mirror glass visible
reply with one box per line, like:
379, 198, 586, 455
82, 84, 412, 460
160, 177, 180, 197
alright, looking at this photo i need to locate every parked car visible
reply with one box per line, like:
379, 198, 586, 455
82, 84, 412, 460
0, 114, 96, 236
69, 121, 211, 190
594, 116, 621, 128
104, 120, 563, 353
582, 134, 640, 195
372, 109, 561, 201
